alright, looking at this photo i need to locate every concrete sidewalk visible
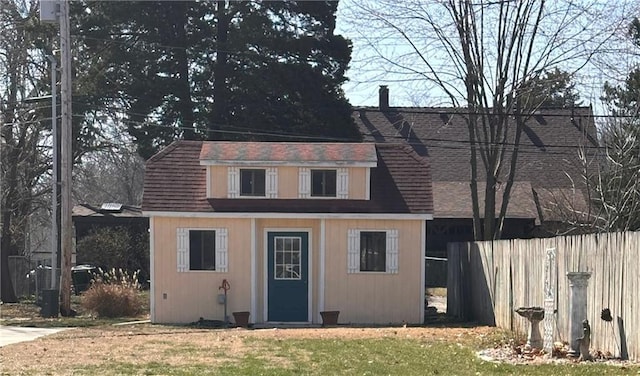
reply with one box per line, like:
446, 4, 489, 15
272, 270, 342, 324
0, 326, 70, 347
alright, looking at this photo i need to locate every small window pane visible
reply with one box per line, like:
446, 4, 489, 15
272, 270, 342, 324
189, 230, 216, 270
360, 231, 386, 272
240, 169, 266, 196
274, 236, 302, 280
311, 170, 337, 197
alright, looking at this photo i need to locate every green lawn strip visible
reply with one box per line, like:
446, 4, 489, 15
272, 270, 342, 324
15, 335, 638, 375
222, 337, 639, 376
71, 362, 222, 376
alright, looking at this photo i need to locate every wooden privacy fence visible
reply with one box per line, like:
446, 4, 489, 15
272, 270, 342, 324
448, 231, 640, 361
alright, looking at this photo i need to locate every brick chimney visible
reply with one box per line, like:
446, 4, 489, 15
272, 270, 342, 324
379, 85, 389, 111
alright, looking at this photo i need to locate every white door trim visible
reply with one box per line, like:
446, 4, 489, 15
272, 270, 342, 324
250, 218, 257, 322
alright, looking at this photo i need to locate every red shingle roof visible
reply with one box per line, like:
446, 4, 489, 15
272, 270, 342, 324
143, 141, 210, 212
200, 142, 377, 165
142, 141, 432, 215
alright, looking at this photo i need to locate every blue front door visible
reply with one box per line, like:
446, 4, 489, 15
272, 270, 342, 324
267, 232, 309, 322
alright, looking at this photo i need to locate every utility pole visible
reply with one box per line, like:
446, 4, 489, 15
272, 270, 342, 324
59, 0, 73, 316
48, 55, 59, 289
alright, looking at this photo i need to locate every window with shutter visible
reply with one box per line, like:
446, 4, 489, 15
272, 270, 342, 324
347, 229, 399, 273
176, 228, 228, 272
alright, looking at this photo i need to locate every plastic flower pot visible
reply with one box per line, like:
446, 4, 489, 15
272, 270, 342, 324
320, 310, 340, 326
233, 311, 250, 328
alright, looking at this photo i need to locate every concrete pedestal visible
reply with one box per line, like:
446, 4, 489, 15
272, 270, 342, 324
527, 318, 543, 349
567, 272, 591, 357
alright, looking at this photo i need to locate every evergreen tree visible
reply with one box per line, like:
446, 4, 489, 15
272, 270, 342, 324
73, 1, 359, 159
520, 68, 582, 109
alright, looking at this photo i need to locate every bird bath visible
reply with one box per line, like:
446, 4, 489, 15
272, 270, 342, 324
515, 307, 545, 350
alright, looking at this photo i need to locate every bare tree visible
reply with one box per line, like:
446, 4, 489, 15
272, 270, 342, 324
74, 136, 145, 206
342, 0, 627, 240
1, 0, 57, 302
592, 117, 640, 231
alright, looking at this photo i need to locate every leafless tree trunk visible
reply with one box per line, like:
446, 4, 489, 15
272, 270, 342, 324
343, 0, 625, 240
1, 0, 55, 302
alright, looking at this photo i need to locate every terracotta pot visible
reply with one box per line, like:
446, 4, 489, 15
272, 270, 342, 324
320, 310, 340, 326
233, 311, 250, 328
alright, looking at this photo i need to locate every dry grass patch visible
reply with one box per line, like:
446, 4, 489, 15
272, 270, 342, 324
0, 324, 495, 375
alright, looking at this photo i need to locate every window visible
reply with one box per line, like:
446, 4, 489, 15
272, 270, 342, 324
299, 167, 348, 199
347, 229, 398, 273
311, 169, 336, 197
274, 236, 302, 280
189, 230, 216, 270
240, 169, 266, 196
359, 231, 386, 272
177, 228, 228, 272
229, 167, 277, 198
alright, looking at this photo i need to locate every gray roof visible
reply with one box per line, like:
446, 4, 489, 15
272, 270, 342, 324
354, 106, 598, 221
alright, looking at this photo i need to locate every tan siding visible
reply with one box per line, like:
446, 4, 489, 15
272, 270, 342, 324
277, 167, 300, 198
323, 219, 424, 324
207, 166, 371, 199
152, 217, 252, 323
348, 167, 368, 199
153, 216, 424, 325
209, 166, 227, 198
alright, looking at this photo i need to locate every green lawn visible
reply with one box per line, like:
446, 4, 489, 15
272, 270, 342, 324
68, 336, 637, 375
2, 294, 638, 375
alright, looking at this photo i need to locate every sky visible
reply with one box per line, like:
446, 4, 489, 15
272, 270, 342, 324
334, 0, 640, 115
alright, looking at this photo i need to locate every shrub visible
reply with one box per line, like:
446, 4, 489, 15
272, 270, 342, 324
81, 268, 143, 318
76, 226, 150, 284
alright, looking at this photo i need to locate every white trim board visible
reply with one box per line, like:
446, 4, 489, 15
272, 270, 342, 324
420, 220, 426, 324
144, 211, 433, 221
149, 217, 156, 323
250, 218, 257, 322
200, 160, 377, 168
318, 219, 326, 323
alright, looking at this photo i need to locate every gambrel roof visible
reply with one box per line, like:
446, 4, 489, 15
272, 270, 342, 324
142, 140, 433, 215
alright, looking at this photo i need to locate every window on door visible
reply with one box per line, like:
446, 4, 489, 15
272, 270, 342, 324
311, 169, 336, 197
240, 169, 266, 196
274, 236, 302, 280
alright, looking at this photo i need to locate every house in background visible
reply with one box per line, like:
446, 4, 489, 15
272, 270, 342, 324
142, 141, 433, 325
72, 203, 150, 280
354, 86, 599, 259
73, 203, 149, 241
